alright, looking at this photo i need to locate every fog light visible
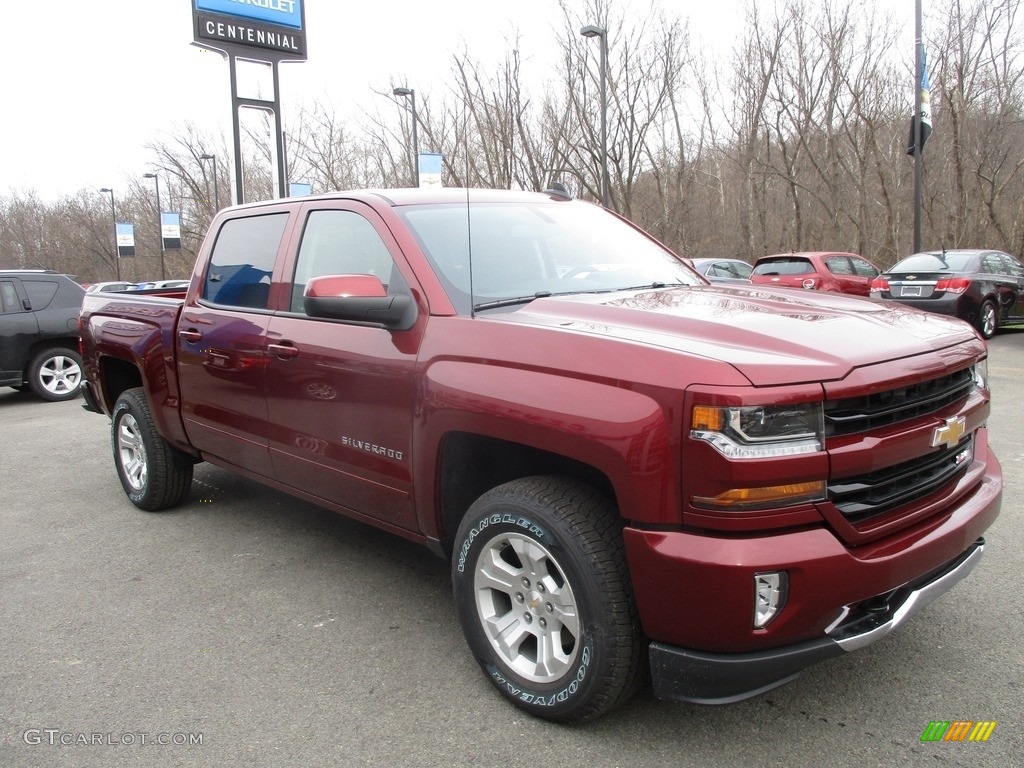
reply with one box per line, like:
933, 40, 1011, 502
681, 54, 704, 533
754, 571, 788, 628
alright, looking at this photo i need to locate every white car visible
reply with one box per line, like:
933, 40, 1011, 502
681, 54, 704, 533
85, 281, 134, 293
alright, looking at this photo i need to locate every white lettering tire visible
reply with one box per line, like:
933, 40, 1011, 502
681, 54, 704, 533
452, 476, 645, 723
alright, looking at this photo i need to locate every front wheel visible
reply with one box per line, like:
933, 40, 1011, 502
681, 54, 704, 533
452, 476, 645, 723
977, 300, 998, 339
112, 388, 193, 511
27, 347, 82, 401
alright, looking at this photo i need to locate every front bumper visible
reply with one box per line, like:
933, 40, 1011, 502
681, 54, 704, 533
647, 540, 985, 703
624, 438, 1000, 704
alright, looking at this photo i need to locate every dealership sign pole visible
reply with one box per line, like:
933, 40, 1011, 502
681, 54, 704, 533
909, 0, 932, 254
191, 0, 307, 205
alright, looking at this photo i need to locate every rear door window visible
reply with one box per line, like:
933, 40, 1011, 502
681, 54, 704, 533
851, 257, 879, 277
824, 256, 854, 275
22, 280, 59, 310
202, 213, 288, 309
1, 281, 21, 313
981, 253, 1003, 274
1000, 254, 1024, 278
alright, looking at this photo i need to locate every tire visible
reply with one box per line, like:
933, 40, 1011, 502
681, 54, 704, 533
27, 347, 83, 402
452, 476, 645, 723
977, 300, 998, 339
111, 388, 193, 511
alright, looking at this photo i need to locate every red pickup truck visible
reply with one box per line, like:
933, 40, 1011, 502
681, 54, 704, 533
79, 188, 1001, 723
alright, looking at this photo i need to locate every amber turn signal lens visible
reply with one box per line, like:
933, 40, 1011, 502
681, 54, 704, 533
693, 480, 826, 510
691, 405, 724, 431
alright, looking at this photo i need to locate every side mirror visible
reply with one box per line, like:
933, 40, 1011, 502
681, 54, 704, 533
303, 275, 416, 330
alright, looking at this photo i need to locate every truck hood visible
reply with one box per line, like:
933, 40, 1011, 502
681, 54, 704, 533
499, 285, 980, 386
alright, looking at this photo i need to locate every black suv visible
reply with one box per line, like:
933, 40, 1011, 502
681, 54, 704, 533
1, 270, 86, 401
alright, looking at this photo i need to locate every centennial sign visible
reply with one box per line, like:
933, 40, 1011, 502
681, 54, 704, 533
190, 0, 307, 205
192, 0, 306, 60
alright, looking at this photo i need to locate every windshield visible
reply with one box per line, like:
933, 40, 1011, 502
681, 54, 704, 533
751, 258, 815, 276
889, 252, 977, 273
398, 200, 702, 314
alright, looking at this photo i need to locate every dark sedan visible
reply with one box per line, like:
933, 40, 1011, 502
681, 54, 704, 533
870, 249, 1024, 338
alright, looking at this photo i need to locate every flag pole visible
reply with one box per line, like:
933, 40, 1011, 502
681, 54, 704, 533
913, 0, 923, 253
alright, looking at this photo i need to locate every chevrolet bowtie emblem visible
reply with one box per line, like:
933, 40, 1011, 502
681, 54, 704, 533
932, 416, 966, 449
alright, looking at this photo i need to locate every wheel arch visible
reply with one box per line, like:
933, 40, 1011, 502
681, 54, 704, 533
433, 432, 617, 558
417, 362, 681, 557
97, 356, 144, 411
23, 336, 80, 377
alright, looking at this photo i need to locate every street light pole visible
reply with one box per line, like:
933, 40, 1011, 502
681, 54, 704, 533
142, 173, 166, 280
199, 154, 220, 212
580, 25, 610, 208
98, 187, 120, 281
912, 0, 923, 253
393, 86, 419, 188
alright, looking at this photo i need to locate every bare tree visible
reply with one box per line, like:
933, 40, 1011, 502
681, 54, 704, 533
5, 0, 1024, 278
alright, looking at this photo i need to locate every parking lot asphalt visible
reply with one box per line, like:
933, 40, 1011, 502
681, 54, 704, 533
1, 331, 1022, 768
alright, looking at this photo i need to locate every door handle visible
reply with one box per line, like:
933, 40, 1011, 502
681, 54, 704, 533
268, 342, 299, 360
179, 329, 203, 344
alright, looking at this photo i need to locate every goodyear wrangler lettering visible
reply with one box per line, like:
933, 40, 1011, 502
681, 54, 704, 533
490, 646, 591, 706
457, 515, 546, 574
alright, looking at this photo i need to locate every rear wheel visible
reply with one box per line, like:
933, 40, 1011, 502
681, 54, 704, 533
27, 347, 82, 401
452, 476, 645, 723
977, 300, 998, 339
112, 387, 193, 511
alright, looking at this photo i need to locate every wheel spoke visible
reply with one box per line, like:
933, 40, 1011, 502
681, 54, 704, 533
535, 627, 570, 678
488, 611, 529, 657
476, 547, 519, 593
508, 536, 548, 580
548, 598, 580, 637
117, 416, 148, 491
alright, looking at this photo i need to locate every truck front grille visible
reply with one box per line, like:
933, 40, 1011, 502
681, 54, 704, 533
824, 368, 974, 437
828, 437, 974, 523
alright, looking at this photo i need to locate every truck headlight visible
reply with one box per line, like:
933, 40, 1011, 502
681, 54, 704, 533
972, 359, 988, 390
691, 402, 824, 459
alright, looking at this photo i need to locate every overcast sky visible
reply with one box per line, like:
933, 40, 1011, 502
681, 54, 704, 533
3, 0, 910, 202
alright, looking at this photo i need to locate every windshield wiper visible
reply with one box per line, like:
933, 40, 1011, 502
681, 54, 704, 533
617, 282, 670, 290
472, 283, 675, 312
473, 292, 553, 312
